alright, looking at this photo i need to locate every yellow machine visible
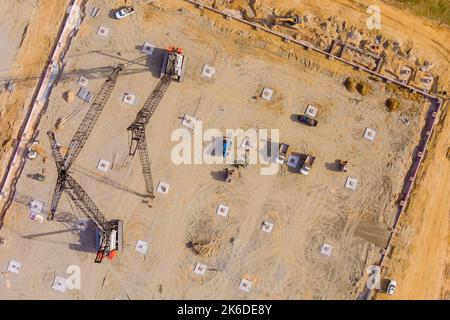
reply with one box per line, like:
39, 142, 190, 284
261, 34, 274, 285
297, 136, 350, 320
274, 14, 303, 30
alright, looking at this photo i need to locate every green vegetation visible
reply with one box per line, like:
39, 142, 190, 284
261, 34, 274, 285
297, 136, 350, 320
388, 0, 450, 25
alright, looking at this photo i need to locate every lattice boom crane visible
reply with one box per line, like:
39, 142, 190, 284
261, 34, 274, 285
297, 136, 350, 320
128, 47, 186, 201
47, 65, 123, 263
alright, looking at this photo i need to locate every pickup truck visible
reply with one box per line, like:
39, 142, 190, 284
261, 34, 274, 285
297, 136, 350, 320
386, 280, 396, 295
300, 154, 316, 175
297, 114, 318, 127
276, 143, 289, 164
115, 6, 134, 19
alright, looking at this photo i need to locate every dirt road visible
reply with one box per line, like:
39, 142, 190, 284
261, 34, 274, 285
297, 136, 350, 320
0, 0, 69, 177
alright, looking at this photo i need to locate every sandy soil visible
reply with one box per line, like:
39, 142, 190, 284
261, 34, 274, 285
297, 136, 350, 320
0, 0, 448, 300
0, 0, 69, 176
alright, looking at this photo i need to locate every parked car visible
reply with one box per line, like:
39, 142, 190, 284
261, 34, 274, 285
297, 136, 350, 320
276, 143, 289, 164
386, 280, 397, 295
299, 154, 316, 175
297, 114, 318, 127
115, 6, 134, 19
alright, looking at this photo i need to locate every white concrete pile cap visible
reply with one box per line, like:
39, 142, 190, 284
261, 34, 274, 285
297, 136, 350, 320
157, 181, 170, 194
261, 87, 274, 101
29, 199, 44, 215
135, 240, 148, 255
123, 92, 136, 105
7, 260, 22, 274
97, 159, 111, 173
75, 219, 88, 231
320, 243, 333, 256
239, 278, 252, 292
78, 76, 89, 87
52, 276, 67, 293
305, 104, 319, 118
181, 114, 198, 129
29, 199, 44, 213
201, 64, 216, 79
194, 262, 207, 276
97, 26, 110, 37
345, 177, 358, 191
261, 221, 274, 233
216, 204, 230, 217
141, 42, 155, 55
364, 128, 376, 141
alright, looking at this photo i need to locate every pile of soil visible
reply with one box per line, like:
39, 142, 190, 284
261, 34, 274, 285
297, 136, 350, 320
344, 77, 357, 92
386, 98, 400, 111
356, 82, 372, 96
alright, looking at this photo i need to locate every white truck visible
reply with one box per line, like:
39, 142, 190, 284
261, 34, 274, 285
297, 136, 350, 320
300, 154, 316, 175
276, 143, 289, 164
386, 280, 397, 296
115, 6, 134, 19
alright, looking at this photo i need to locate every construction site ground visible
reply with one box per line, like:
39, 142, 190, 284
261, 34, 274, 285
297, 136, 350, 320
0, 0, 449, 300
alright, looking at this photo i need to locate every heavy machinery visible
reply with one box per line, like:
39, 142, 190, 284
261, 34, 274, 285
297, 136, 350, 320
386, 280, 397, 295
339, 160, 348, 172
274, 14, 303, 30
224, 168, 235, 182
47, 66, 124, 263
128, 47, 186, 201
299, 154, 316, 175
160, 47, 186, 82
222, 136, 232, 157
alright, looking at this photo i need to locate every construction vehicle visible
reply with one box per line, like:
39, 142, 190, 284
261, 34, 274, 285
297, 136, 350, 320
297, 114, 318, 127
233, 148, 249, 168
300, 154, 316, 175
47, 66, 124, 263
224, 168, 235, 182
386, 280, 397, 295
274, 14, 303, 30
339, 160, 348, 172
128, 47, 186, 201
276, 143, 289, 164
287, 153, 301, 172
160, 47, 186, 82
27, 173, 46, 182
115, 6, 134, 19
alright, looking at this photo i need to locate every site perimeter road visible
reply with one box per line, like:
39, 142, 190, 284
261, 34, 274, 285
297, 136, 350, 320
0, 0, 77, 227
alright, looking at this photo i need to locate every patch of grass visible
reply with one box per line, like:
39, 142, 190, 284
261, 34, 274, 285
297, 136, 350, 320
387, 0, 450, 25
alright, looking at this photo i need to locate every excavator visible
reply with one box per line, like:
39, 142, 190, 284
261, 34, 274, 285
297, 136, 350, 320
273, 13, 303, 30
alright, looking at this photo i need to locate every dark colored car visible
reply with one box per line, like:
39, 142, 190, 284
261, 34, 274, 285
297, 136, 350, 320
297, 114, 318, 127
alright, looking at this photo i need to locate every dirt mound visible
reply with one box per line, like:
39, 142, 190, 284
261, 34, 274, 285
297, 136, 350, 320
386, 98, 400, 112
186, 218, 221, 258
344, 77, 357, 92
356, 81, 372, 96
63, 90, 75, 103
